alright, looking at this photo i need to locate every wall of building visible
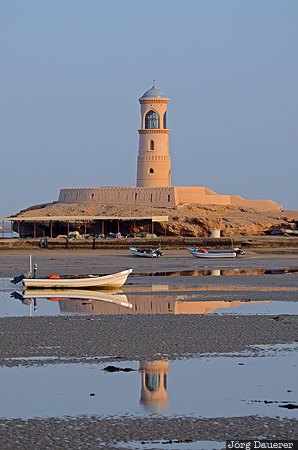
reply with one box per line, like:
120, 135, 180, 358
58, 187, 177, 207
174, 186, 232, 206
58, 186, 282, 211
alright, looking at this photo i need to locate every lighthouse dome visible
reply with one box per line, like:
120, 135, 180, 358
140, 86, 167, 99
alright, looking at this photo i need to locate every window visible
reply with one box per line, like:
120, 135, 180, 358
150, 140, 154, 151
168, 194, 170, 202
163, 111, 167, 129
145, 373, 160, 392
145, 110, 160, 129
91, 193, 94, 199
149, 168, 154, 174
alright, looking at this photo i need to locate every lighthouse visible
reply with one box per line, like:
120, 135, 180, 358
136, 85, 171, 187
58, 85, 282, 212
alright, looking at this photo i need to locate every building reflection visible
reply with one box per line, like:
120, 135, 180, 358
143, 268, 298, 277
139, 360, 169, 412
58, 293, 261, 315
14, 289, 269, 316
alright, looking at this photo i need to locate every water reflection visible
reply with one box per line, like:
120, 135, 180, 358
11, 290, 132, 316
0, 347, 297, 419
11, 290, 268, 316
140, 361, 169, 412
134, 267, 298, 277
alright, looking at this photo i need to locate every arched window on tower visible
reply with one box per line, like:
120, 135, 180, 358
149, 140, 154, 151
163, 111, 167, 129
145, 110, 160, 129
145, 373, 160, 392
149, 168, 154, 174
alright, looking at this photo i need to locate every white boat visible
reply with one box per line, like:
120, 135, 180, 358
129, 247, 163, 258
281, 228, 298, 236
20, 289, 133, 308
20, 269, 133, 289
187, 247, 245, 259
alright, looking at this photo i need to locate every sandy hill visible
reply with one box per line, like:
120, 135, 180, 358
13, 202, 298, 237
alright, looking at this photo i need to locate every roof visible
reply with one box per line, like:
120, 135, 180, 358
140, 86, 167, 99
0, 215, 169, 222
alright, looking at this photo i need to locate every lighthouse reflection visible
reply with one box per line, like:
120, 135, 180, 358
139, 360, 169, 412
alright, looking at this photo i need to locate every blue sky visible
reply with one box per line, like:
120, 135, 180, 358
0, 0, 297, 216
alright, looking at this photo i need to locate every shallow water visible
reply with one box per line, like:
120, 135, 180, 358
0, 344, 297, 420
133, 267, 298, 277
1, 286, 297, 317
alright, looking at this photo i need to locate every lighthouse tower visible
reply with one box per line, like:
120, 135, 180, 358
136, 85, 171, 187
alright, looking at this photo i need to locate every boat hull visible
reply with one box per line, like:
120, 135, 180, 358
22, 269, 133, 289
129, 247, 161, 258
188, 248, 237, 258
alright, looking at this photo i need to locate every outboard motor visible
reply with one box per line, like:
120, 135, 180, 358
156, 248, 163, 257
234, 248, 245, 256
10, 291, 25, 302
10, 273, 25, 284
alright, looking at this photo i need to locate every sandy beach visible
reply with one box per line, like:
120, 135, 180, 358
0, 249, 297, 449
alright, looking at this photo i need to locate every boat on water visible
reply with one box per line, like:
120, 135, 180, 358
11, 268, 133, 289
129, 247, 163, 258
187, 247, 245, 259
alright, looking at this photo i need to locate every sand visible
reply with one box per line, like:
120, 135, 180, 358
0, 249, 297, 448
13, 201, 298, 237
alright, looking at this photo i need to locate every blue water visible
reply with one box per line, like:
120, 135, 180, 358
1, 344, 297, 420
0, 231, 19, 238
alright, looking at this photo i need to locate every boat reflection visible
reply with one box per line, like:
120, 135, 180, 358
139, 360, 169, 412
11, 290, 132, 316
11, 290, 268, 316
10, 291, 38, 316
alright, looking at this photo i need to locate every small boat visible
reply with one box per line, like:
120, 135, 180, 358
129, 247, 163, 258
281, 228, 298, 236
11, 269, 133, 289
188, 247, 245, 259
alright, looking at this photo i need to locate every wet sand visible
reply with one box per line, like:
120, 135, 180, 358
1, 315, 298, 365
1, 248, 298, 278
0, 249, 298, 447
1, 416, 297, 449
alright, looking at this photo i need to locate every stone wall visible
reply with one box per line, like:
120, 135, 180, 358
58, 187, 177, 208
58, 186, 282, 212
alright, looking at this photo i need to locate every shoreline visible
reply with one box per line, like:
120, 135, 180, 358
1, 248, 298, 278
1, 250, 297, 445
0, 235, 298, 251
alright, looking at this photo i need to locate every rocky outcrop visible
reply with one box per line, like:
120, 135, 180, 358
11, 202, 298, 238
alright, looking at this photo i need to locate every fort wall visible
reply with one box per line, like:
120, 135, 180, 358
58, 186, 282, 212
58, 187, 177, 208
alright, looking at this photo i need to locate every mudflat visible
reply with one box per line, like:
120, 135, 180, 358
0, 249, 297, 448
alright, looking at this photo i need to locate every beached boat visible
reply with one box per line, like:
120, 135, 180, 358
129, 247, 163, 258
187, 247, 245, 259
11, 269, 133, 289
